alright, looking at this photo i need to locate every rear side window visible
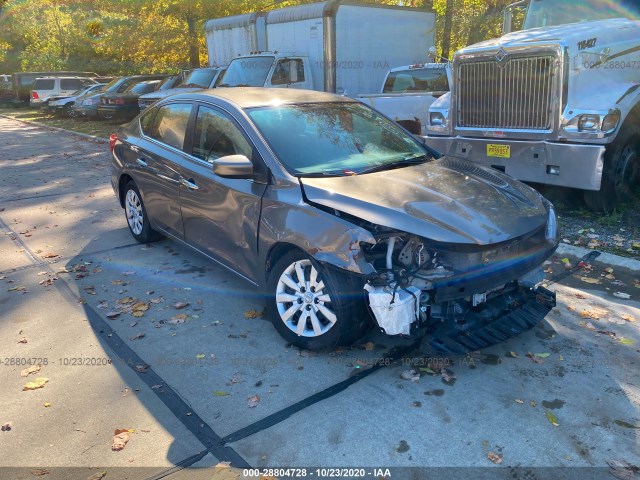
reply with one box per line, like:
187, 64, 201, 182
140, 108, 157, 136
147, 103, 192, 151
61, 79, 85, 90
33, 79, 55, 90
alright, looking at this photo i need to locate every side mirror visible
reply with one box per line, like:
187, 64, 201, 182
213, 154, 254, 179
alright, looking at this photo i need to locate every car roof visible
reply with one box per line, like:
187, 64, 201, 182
169, 87, 354, 109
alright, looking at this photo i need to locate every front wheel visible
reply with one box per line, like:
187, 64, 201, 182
123, 181, 162, 243
583, 124, 640, 212
266, 250, 370, 350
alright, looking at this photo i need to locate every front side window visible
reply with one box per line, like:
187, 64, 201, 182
192, 106, 252, 163
147, 103, 192, 151
271, 59, 305, 86
247, 102, 427, 176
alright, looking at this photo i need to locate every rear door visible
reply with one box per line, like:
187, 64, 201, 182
133, 102, 194, 238
176, 103, 268, 281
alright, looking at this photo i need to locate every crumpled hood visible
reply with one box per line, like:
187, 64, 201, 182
300, 157, 549, 245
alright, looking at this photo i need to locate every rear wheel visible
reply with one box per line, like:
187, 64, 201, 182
123, 181, 162, 243
266, 250, 370, 350
584, 124, 640, 212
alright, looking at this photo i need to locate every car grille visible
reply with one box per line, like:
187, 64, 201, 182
456, 54, 558, 130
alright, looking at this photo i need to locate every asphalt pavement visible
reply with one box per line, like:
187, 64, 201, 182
0, 116, 638, 480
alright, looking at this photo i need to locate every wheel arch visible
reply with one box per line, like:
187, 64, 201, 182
117, 174, 134, 207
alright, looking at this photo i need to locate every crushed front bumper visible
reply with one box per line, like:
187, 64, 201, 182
424, 135, 606, 191
424, 285, 556, 355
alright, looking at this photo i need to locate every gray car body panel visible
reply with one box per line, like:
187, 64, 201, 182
111, 88, 553, 289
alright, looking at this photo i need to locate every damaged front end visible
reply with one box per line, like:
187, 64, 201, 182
360, 227, 557, 354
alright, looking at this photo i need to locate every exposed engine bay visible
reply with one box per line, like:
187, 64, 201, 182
359, 231, 556, 345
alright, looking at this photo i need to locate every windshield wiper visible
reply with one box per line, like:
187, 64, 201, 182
356, 154, 431, 175
296, 170, 345, 178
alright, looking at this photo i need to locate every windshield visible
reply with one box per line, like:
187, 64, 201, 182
220, 57, 274, 87
182, 69, 217, 88
247, 102, 428, 177
383, 67, 449, 93
524, 0, 640, 29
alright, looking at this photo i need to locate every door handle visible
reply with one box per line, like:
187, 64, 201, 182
136, 158, 148, 167
180, 177, 199, 190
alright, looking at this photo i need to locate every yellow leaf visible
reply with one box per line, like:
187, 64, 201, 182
131, 311, 145, 318
546, 410, 560, 427
23, 377, 48, 391
244, 309, 260, 319
515, 399, 524, 404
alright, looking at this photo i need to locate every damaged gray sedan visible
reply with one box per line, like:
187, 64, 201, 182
110, 88, 558, 352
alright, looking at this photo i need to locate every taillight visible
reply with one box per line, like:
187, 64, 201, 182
31, 91, 39, 99
115, 98, 125, 105
109, 133, 118, 153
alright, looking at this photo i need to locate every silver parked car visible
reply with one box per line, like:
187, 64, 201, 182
110, 88, 558, 351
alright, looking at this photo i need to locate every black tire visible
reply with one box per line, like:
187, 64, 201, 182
63, 103, 73, 117
266, 249, 371, 350
122, 181, 162, 243
584, 123, 640, 212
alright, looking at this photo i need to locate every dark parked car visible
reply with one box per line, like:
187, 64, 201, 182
98, 79, 163, 121
75, 75, 165, 118
110, 88, 558, 351
138, 67, 226, 110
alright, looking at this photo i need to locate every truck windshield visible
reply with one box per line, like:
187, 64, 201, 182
182, 69, 217, 88
524, 0, 640, 29
383, 67, 449, 93
247, 102, 428, 177
219, 57, 274, 87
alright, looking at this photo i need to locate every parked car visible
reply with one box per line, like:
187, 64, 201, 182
0, 74, 12, 101
47, 83, 106, 117
75, 75, 165, 118
13, 71, 98, 102
30, 76, 97, 107
98, 79, 163, 121
138, 67, 226, 110
110, 88, 558, 351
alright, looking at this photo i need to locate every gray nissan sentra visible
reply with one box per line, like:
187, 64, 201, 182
109, 88, 558, 352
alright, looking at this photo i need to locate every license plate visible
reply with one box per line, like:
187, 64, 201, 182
487, 144, 510, 158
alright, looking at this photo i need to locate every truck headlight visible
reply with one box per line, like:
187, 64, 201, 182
577, 114, 600, 131
429, 112, 446, 127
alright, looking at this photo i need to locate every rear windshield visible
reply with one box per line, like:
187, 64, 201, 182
125, 81, 160, 94
382, 67, 449, 93
33, 79, 55, 90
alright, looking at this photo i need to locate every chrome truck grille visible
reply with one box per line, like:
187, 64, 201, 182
456, 55, 557, 130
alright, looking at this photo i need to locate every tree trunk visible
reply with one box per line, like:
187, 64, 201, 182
185, 16, 200, 69
441, 0, 455, 60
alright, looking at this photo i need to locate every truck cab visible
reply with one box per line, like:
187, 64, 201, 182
425, 0, 640, 211
218, 53, 314, 90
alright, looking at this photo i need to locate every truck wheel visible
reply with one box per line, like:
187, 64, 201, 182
584, 124, 640, 212
266, 250, 370, 350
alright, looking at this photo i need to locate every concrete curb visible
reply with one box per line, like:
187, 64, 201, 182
0, 113, 109, 143
556, 243, 640, 270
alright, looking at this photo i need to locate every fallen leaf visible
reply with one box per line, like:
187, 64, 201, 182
213, 391, 230, 396
106, 312, 120, 319
173, 301, 189, 309
86, 472, 107, 480
247, 394, 260, 408
506, 351, 518, 358
129, 333, 145, 340
530, 400, 537, 407
8, 285, 26, 292
111, 428, 133, 451
575, 293, 587, 299
23, 377, 49, 391
534, 352, 550, 358
43, 402, 51, 408
546, 410, 560, 427
151, 384, 163, 389
581, 277, 601, 285
619, 338, 635, 345
195, 354, 205, 359
20, 365, 41, 377
400, 369, 420, 382
31, 469, 49, 476
134, 364, 148, 373
1, 422, 12, 431
621, 314, 635, 323
364, 341, 375, 351
171, 313, 187, 321
613, 292, 631, 299
42, 253, 60, 259
515, 399, 524, 404
244, 309, 260, 319
150, 296, 164, 304
441, 369, 455, 383
419, 367, 436, 375
487, 452, 503, 464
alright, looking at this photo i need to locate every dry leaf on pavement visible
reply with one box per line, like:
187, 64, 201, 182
111, 429, 133, 451
130, 333, 145, 340
23, 377, 48, 391
400, 369, 420, 382
247, 395, 260, 408
1, 422, 12, 431
87, 471, 107, 480
20, 365, 41, 377
244, 309, 260, 319
546, 410, 560, 427
487, 452, 503, 464
173, 301, 189, 309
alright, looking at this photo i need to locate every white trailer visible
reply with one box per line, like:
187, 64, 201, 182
211, 1, 436, 96
204, 12, 267, 68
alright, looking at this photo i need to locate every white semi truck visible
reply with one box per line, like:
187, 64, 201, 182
205, 1, 436, 98
425, 0, 640, 211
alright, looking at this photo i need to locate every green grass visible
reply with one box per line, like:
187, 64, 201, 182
0, 104, 116, 139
